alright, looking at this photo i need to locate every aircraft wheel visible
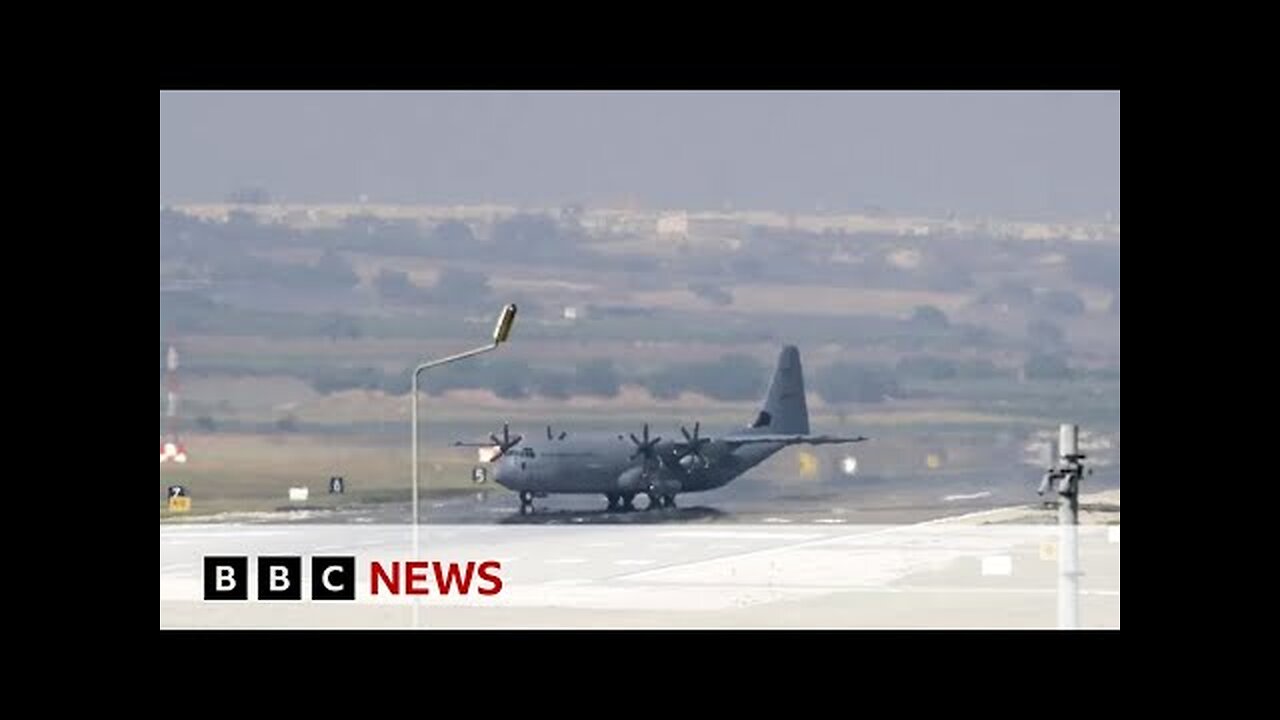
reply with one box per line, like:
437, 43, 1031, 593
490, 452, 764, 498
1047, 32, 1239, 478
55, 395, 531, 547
519, 491, 534, 514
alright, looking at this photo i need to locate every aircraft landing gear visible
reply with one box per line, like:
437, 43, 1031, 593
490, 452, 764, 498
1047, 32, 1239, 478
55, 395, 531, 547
645, 492, 664, 511
519, 491, 535, 515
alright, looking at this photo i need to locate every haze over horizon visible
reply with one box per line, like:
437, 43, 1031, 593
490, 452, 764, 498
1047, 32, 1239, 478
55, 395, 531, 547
160, 91, 1119, 222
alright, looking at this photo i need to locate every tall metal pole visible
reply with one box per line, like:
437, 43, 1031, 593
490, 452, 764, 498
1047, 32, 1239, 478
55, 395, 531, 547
411, 347, 495, 628
408, 303, 517, 629
1057, 469, 1080, 629
1056, 423, 1083, 630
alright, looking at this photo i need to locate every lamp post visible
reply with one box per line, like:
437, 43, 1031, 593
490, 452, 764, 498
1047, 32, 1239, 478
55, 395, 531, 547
410, 303, 517, 628
1038, 422, 1090, 629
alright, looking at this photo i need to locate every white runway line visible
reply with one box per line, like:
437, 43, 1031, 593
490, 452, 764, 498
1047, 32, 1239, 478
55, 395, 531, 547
943, 491, 993, 502
814, 518, 846, 524
617, 521, 1010, 583
160, 525, 293, 535
762, 517, 793, 524
981, 556, 1013, 576
623, 583, 1119, 597
659, 530, 825, 541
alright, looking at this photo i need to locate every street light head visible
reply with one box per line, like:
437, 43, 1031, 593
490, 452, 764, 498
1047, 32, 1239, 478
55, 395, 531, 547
493, 303, 518, 344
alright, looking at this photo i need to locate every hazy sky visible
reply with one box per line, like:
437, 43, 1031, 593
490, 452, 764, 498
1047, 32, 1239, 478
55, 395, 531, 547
159, 91, 1119, 220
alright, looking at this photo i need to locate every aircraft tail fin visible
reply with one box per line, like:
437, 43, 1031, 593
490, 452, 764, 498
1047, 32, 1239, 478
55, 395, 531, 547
745, 345, 810, 436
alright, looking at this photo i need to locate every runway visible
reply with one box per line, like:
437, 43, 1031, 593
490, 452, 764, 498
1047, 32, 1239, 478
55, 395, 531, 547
159, 489, 1120, 629
168, 469, 1109, 527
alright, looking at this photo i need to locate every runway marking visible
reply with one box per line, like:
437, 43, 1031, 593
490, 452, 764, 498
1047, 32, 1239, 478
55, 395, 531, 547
157, 527, 293, 532
659, 531, 824, 541
618, 522, 1000, 582
762, 517, 793, 524
617, 582, 1119, 597
944, 491, 993, 502
546, 558, 588, 565
981, 556, 1013, 576
814, 518, 846, 524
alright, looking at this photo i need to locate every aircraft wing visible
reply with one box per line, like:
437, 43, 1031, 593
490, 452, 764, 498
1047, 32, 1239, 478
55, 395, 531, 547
720, 433, 869, 447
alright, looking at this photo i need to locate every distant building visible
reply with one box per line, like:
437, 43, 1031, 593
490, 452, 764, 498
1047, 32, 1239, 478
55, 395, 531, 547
657, 212, 689, 238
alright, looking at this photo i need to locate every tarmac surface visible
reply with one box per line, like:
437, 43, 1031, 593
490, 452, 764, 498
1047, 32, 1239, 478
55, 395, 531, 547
166, 469, 1119, 527
160, 486, 1119, 629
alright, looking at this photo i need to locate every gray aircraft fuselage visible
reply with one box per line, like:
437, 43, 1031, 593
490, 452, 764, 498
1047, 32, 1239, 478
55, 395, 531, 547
491, 432, 784, 496
468, 345, 867, 508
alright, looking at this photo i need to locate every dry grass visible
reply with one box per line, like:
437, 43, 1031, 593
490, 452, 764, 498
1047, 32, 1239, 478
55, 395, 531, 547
158, 432, 478, 517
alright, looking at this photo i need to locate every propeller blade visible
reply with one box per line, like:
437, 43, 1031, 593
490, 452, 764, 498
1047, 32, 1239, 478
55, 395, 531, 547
489, 434, 501, 446
681, 426, 693, 442
630, 433, 642, 446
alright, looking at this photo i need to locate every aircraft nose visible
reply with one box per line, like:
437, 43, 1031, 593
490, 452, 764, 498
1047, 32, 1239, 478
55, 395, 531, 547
491, 459, 510, 488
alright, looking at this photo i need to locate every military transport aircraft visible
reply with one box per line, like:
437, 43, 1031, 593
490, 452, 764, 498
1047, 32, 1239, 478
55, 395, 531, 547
456, 346, 867, 514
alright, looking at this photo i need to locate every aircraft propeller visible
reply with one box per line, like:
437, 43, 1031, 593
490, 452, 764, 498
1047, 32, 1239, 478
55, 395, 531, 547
546, 425, 567, 441
488, 422, 524, 460
674, 421, 711, 470
628, 423, 663, 468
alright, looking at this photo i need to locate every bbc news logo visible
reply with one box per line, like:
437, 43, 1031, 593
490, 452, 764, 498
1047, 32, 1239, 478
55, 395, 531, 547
204, 556, 502, 601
